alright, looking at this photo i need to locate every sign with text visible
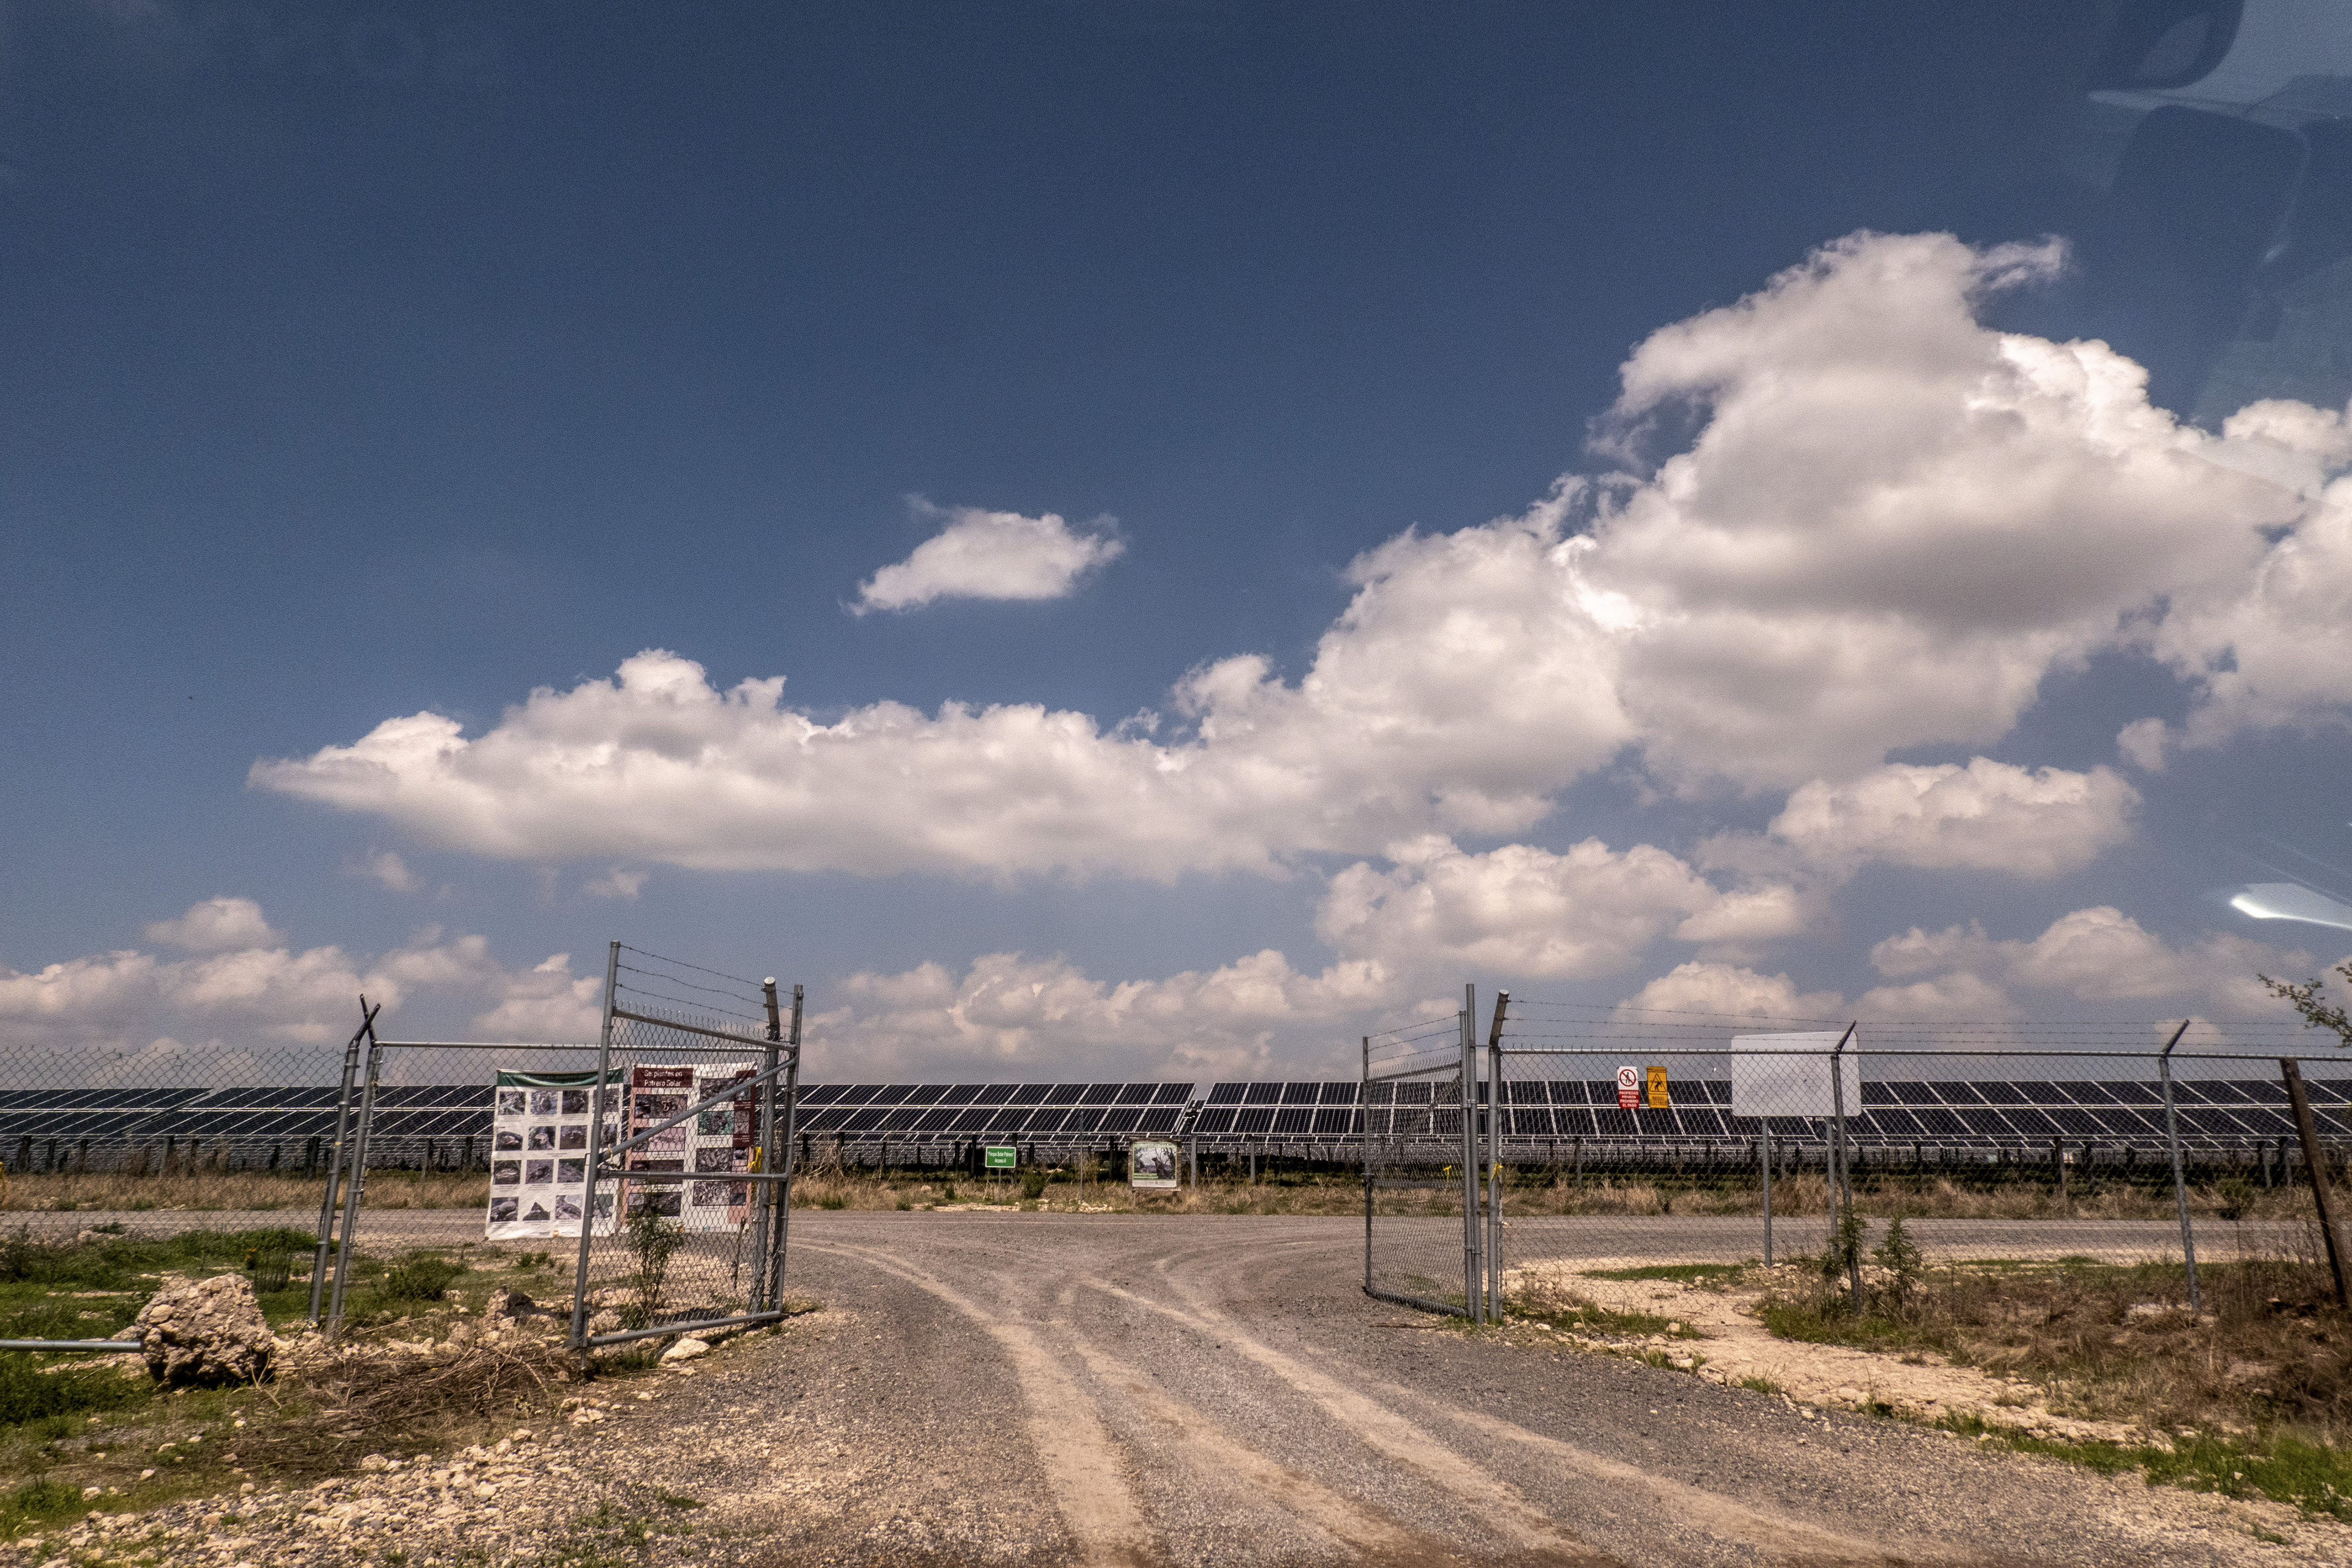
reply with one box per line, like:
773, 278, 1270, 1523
1129, 1139, 1179, 1190
1644, 1065, 1670, 1109
1730, 1032, 1861, 1120
1615, 1065, 1638, 1109
984, 1146, 1017, 1170
486, 1068, 619, 1241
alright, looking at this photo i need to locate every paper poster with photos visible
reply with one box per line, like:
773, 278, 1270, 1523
622, 1064, 694, 1225
486, 1068, 620, 1241
689, 1068, 760, 1228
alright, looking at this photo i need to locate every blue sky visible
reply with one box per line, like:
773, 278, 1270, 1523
7, 1, 2352, 1082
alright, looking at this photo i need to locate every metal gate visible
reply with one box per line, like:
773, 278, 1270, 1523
564, 944, 803, 1350
1361, 985, 1504, 1320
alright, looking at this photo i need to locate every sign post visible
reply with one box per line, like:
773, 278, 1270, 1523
985, 1144, 1016, 1199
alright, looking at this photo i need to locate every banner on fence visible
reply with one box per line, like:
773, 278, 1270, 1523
487, 1068, 620, 1241
1730, 1032, 1860, 1119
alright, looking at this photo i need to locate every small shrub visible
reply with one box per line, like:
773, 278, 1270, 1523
816, 1194, 847, 1210
940, 1183, 958, 1203
0, 1357, 150, 1428
1021, 1170, 1049, 1201
1872, 1216, 1924, 1313
381, 1255, 465, 1301
621, 1205, 684, 1330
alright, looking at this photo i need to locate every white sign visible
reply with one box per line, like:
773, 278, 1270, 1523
486, 1069, 619, 1241
1130, 1140, 1179, 1190
1730, 1032, 1860, 1120
1614, 1065, 1638, 1109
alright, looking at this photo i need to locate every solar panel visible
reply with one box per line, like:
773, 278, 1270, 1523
1208, 1082, 1247, 1105
1115, 1084, 1154, 1105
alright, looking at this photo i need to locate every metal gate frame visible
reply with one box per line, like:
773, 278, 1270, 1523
1363, 983, 1502, 1321
565, 948, 803, 1351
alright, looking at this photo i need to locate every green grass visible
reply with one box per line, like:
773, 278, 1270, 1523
0, 1356, 152, 1427
1737, 1374, 1784, 1397
1580, 1263, 1748, 1284
1510, 1295, 1703, 1339
1939, 1413, 2352, 1520
0, 1476, 91, 1539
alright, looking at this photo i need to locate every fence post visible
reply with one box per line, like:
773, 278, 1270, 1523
1459, 986, 1479, 1323
1487, 990, 1508, 1321
2156, 1020, 2200, 1313
569, 941, 623, 1349
1829, 1023, 1859, 1307
326, 1028, 384, 1337
308, 999, 376, 1324
1760, 1132, 1773, 1266
765, 984, 804, 1311
2281, 1058, 2351, 1309
1362, 1037, 1373, 1296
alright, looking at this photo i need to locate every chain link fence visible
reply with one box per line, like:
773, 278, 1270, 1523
1366, 994, 2352, 1320
1, 942, 805, 1350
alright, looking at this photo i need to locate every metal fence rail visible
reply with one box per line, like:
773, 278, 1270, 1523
1363, 992, 2352, 1321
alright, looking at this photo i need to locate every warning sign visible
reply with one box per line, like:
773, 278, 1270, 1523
1644, 1066, 1670, 1109
1615, 1065, 1638, 1109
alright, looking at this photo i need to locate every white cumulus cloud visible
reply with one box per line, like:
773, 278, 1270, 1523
1316, 836, 1803, 980
852, 500, 1124, 614
1763, 759, 2139, 878
254, 231, 2352, 888
0, 902, 609, 1077
143, 897, 281, 953
1858, 907, 2319, 1017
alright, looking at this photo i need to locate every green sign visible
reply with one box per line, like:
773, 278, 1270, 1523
984, 1146, 1017, 1170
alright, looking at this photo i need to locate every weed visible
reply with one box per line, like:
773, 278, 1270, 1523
380, 1255, 465, 1302
0, 1357, 150, 1427
1510, 1290, 1703, 1340
1580, 1263, 1746, 1284
620, 1206, 684, 1330
1022, 1170, 1049, 1201
815, 1194, 847, 1210
1737, 1374, 1784, 1397
1872, 1216, 1924, 1313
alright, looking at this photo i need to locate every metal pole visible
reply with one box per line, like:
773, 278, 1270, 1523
1362, 1036, 1373, 1297
308, 1000, 377, 1324
326, 1029, 383, 1337
765, 984, 803, 1309
2281, 1058, 2350, 1309
1459, 987, 1478, 1323
2156, 1020, 2200, 1313
570, 941, 623, 1348
1761, 1132, 1773, 1267
1829, 1022, 1859, 1308
1487, 990, 1508, 1321
750, 978, 783, 1309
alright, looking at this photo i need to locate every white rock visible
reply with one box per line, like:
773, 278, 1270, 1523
660, 1336, 711, 1363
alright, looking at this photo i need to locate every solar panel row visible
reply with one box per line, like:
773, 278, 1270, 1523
2, 1079, 2344, 1162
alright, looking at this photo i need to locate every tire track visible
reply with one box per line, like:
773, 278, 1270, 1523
798, 1240, 1154, 1567
1111, 1258, 1944, 1566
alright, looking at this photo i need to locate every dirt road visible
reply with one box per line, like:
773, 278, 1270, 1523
544, 1212, 2334, 1567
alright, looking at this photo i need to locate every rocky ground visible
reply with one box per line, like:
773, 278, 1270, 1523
5, 1215, 2349, 1566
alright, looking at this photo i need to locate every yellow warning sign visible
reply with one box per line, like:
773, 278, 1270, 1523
1643, 1065, 1670, 1109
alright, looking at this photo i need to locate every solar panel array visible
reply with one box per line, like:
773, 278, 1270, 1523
4, 1075, 2347, 1172
1195, 1078, 2352, 1150
794, 1081, 1195, 1141
0, 1085, 500, 1169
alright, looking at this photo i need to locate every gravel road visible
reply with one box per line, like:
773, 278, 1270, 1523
16, 1210, 2341, 1566
564, 1213, 2336, 1567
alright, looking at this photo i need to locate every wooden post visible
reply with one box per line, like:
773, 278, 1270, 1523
2281, 1058, 2351, 1309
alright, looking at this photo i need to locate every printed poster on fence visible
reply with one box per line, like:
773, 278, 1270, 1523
622, 1064, 694, 1224
486, 1068, 620, 1241
690, 1067, 760, 1232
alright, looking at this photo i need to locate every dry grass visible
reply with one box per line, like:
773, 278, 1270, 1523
237, 1337, 578, 1479
1497, 1169, 2352, 1221
786, 1168, 1453, 1217
1756, 1231, 2352, 1440
2, 1170, 488, 1213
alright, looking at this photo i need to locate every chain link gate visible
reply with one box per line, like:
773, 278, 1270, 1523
566, 944, 803, 1350
1366, 991, 2352, 1322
